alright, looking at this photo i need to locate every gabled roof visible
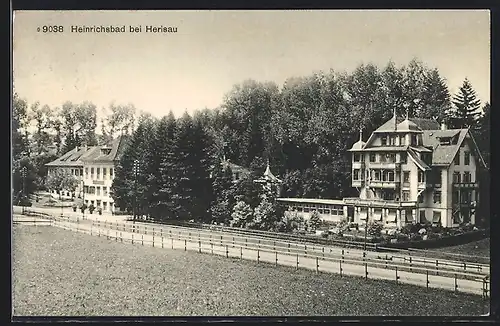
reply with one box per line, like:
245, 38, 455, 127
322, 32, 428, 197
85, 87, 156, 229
374, 115, 402, 133
410, 118, 440, 130
421, 129, 468, 166
374, 116, 439, 133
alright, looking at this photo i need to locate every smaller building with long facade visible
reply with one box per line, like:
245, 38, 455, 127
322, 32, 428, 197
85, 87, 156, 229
45, 135, 129, 213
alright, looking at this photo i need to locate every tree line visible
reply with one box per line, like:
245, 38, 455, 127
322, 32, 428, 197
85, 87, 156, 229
13, 58, 490, 228
109, 58, 490, 228
12, 96, 137, 201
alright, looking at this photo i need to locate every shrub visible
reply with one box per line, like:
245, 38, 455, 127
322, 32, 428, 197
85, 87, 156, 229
367, 221, 383, 237
88, 204, 95, 214
309, 211, 321, 231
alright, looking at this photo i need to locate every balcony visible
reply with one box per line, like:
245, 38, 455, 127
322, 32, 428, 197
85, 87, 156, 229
368, 180, 397, 189
453, 182, 478, 189
352, 179, 363, 187
417, 182, 432, 190
367, 162, 396, 169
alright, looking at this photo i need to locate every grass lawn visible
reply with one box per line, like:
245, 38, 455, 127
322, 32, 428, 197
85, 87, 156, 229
12, 225, 489, 317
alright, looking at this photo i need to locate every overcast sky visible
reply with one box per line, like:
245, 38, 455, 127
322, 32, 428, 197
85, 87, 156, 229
13, 10, 490, 119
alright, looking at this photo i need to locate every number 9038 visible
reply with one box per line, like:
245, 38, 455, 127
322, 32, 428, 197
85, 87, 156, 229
41, 26, 64, 33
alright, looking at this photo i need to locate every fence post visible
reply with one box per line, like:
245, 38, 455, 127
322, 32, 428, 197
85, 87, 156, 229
91, 224, 93, 236
153, 234, 155, 247
322, 247, 324, 259
172, 238, 174, 249
342, 249, 345, 263
220, 235, 223, 246
365, 262, 368, 279
107, 229, 110, 240
316, 257, 319, 274
161, 236, 164, 248
226, 245, 229, 258
98, 228, 101, 237
426, 270, 429, 289
257, 249, 260, 263
132, 233, 134, 244
395, 267, 399, 284
287, 243, 290, 253
246, 238, 248, 248
115, 231, 118, 242
339, 260, 343, 277
120, 232, 123, 242
436, 260, 439, 275
409, 256, 412, 272
141, 234, 144, 246
463, 262, 467, 271
276, 251, 278, 267
211, 243, 213, 255
296, 253, 299, 270
199, 240, 201, 253
305, 244, 307, 255
454, 274, 458, 293
233, 237, 235, 247
258, 239, 261, 249
273, 241, 276, 251
240, 246, 243, 260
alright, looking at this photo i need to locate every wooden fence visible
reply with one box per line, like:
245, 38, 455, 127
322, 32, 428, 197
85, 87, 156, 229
45, 216, 490, 298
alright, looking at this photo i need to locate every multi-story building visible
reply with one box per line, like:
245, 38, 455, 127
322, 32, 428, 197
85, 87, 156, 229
345, 111, 486, 228
278, 111, 486, 229
45, 135, 129, 213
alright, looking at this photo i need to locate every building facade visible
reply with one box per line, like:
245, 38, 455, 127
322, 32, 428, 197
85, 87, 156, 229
278, 111, 486, 229
45, 135, 129, 213
345, 111, 486, 228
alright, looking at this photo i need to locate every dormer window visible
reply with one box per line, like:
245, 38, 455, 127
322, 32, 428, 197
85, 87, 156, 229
101, 147, 112, 155
353, 153, 361, 162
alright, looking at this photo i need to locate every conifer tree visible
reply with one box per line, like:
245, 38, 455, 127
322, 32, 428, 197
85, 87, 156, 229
420, 68, 452, 123
448, 78, 482, 128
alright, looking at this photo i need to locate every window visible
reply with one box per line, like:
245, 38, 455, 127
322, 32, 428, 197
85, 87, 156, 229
96, 200, 101, 207
452, 191, 459, 204
103, 202, 108, 211
463, 171, 471, 183
418, 171, 425, 183
432, 211, 441, 224
381, 135, 387, 146
353, 169, 360, 181
353, 153, 361, 162
97, 168, 100, 179
110, 168, 114, 177
380, 153, 386, 163
400, 152, 407, 164
103, 167, 107, 180
418, 194, 424, 203
91, 167, 95, 179
411, 134, 417, 146
373, 170, 380, 181
433, 191, 441, 204
464, 151, 470, 165
103, 186, 108, 196
454, 152, 460, 165
400, 135, 406, 146
369, 153, 376, 162
419, 210, 426, 223
387, 171, 395, 182
403, 171, 410, 183
388, 153, 396, 163
80, 169, 83, 176
96, 186, 101, 196
402, 191, 410, 202
85, 168, 89, 179
389, 136, 396, 146
453, 172, 461, 183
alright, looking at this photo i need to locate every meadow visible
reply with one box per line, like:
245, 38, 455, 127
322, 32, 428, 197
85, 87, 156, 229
12, 225, 489, 316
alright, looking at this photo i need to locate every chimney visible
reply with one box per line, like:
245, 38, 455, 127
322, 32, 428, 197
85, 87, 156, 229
359, 128, 363, 142
441, 123, 447, 130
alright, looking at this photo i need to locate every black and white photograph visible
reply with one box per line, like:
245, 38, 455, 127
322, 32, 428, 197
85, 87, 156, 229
12, 9, 491, 317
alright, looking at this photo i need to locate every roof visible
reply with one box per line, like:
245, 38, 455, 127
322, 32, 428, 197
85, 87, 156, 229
221, 159, 251, 174
421, 129, 468, 166
360, 146, 408, 152
277, 197, 345, 205
256, 163, 282, 183
397, 118, 421, 132
349, 140, 366, 151
374, 116, 440, 133
407, 148, 431, 171
45, 135, 130, 167
45, 147, 87, 167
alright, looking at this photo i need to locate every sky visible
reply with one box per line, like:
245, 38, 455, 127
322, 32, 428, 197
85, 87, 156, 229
13, 10, 490, 119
